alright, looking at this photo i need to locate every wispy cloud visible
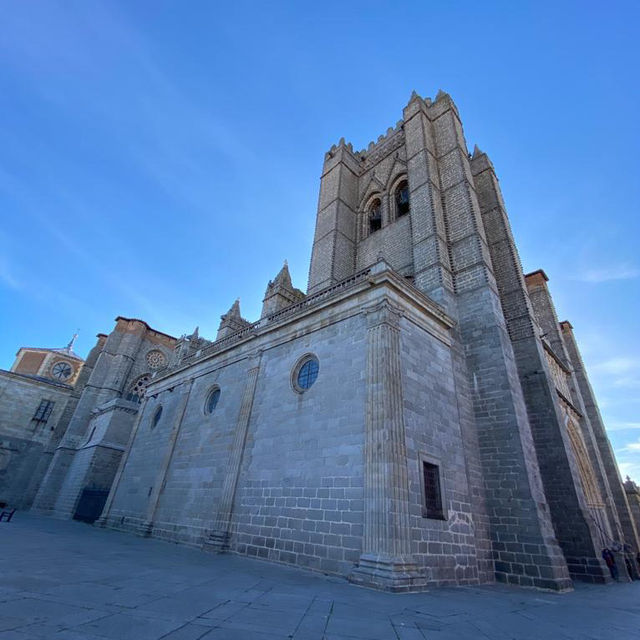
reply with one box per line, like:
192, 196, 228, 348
0, 229, 23, 290
607, 421, 640, 431
617, 461, 640, 483
0, 255, 21, 290
573, 264, 640, 283
5, 2, 253, 206
591, 357, 639, 376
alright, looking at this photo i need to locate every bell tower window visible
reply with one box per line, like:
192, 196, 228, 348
395, 181, 410, 217
368, 200, 382, 234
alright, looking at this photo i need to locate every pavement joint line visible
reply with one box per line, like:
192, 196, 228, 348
289, 593, 319, 638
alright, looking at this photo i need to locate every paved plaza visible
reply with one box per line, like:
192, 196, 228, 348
1, 514, 638, 639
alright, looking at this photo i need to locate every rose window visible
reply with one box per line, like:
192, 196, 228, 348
146, 350, 166, 370
127, 375, 150, 404
51, 361, 73, 381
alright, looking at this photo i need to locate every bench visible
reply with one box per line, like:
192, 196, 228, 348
0, 508, 16, 523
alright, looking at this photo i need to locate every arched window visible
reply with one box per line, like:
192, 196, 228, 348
395, 180, 410, 217
151, 405, 163, 430
204, 387, 221, 415
368, 199, 382, 234
127, 375, 150, 404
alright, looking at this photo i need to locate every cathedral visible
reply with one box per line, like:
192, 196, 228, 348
2, 90, 639, 592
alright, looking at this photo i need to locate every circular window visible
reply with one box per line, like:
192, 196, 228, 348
151, 406, 163, 429
146, 350, 166, 370
205, 387, 221, 415
293, 355, 319, 392
51, 361, 73, 381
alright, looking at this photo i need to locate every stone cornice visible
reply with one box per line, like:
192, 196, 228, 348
90, 397, 140, 418
149, 263, 454, 392
0, 369, 74, 393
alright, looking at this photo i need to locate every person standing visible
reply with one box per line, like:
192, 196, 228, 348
602, 548, 619, 581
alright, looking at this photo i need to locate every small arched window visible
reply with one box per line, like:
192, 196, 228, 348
368, 199, 382, 234
395, 180, 410, 217
205, 387, 221, 415
151, 405, 163, 430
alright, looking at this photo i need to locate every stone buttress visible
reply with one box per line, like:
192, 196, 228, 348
561, 321, 640, 558
33, 318, 175, 520
471, 146, 614, 582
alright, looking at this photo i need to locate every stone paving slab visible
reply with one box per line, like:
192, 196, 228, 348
1, 513, 639, 639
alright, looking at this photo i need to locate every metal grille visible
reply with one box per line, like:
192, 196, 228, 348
396, 182, 410, 216
369, 202, 382, 233
423, 461, 444, 519
297, 358, 319, 390
32, 399, 55, 425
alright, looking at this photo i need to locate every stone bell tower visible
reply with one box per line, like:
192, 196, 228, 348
307, 90, 626, 588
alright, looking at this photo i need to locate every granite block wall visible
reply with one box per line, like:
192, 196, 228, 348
400, 318, 480, 585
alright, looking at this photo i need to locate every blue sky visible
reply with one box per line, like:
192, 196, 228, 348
1, 2, 639, 479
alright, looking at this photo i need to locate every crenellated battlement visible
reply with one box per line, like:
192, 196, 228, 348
323, 89, 461, 174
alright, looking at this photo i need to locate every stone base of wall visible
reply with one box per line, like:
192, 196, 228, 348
99, 514, 207, 548
349, 553, 428, 592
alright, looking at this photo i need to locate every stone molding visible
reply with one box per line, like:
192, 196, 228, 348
90, 397, 140, 418
148, 265, 454, 396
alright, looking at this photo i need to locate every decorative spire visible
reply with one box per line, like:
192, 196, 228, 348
261, 260, 306, 319
191, 326, 199, 340
222, 298, 242, 320
272, 260, 293, 289
66, 332, 78, 351
217, 298, 251, 340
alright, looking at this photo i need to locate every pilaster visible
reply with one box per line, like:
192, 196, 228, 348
349, 299, 425, 591
204, 352, 262, 552
140, 378, 194, 536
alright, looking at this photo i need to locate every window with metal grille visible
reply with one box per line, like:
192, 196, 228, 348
395, 181, 410, 217
32, 399, 55, 425
368, 200, 382, 234
422, 461, 445, 519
